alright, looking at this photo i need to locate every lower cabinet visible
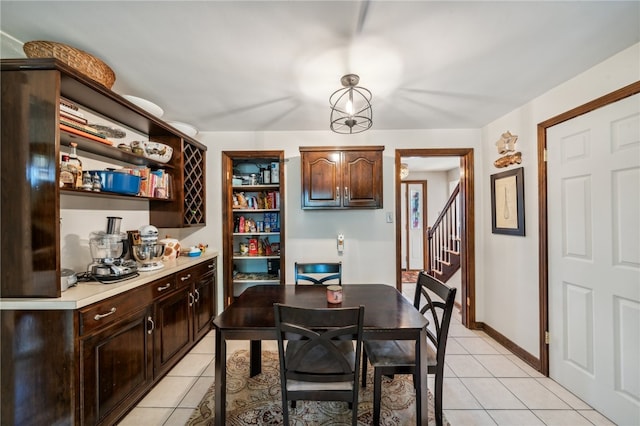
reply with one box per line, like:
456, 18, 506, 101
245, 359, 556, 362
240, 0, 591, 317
79, 306, 154, 426
78, 256, 217, 425
154, 284, 192, 377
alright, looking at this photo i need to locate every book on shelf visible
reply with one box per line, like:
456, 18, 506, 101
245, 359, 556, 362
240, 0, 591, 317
59, 123, 113, 146
59, 102, 85, 119
148, 169, 172, 199
59, 118, 106, 139
59, 110, 89, 124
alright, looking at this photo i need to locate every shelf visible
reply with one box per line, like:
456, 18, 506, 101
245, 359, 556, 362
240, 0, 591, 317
233, 255, 280, 260
232, 184, 280, 190
233, 272, 280, 282
233, 232, 279, 236
233, 208, 280, 213
60, 187, 174, 201
61, 129, 175, 169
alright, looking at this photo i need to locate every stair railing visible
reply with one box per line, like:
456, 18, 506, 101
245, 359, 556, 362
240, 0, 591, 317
427, 183, 461, 277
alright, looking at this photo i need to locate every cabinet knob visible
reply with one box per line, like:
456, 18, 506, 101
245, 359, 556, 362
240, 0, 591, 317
180, 274, 192, 281
336, 186, 339, 201
94, 307, 116, 321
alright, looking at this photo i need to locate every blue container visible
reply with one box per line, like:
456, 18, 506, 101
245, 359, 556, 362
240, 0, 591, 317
91, 170, 141, 195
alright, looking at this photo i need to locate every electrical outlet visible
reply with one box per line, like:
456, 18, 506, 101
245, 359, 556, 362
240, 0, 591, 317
386, 212, 393, 223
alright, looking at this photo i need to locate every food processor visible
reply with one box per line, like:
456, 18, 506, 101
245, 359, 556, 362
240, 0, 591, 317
87, 216, 139, 283
132, 225, 166, 271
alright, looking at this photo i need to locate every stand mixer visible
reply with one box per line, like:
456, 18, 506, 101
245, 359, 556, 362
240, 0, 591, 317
132, 225, 166, 271
87, 217, 139, 283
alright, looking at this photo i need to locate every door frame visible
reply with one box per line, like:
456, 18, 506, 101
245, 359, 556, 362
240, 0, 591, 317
395, 148, 475, 327
537, 80, 640, 375
401, 180, 427, 272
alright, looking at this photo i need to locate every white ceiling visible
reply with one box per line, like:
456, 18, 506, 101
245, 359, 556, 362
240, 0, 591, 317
1, 1, 638, 133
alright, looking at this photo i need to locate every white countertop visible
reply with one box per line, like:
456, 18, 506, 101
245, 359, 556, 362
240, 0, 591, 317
0, 251, 218, 310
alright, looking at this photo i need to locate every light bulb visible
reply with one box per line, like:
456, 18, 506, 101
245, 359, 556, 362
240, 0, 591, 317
346, 90, 354, 116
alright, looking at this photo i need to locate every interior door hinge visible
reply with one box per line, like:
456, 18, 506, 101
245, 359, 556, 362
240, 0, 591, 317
543, 148, 548, 162
545, 331, 550, 345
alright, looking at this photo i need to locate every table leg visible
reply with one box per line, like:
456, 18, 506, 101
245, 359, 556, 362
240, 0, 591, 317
214, 328, 226, 426
250, 340, 262, 377
418, 328, 428, 425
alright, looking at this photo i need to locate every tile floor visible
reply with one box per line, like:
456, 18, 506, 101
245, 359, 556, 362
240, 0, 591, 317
119, 285, 616, 426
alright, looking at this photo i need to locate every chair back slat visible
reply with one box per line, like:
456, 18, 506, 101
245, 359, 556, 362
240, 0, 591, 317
295, 262, 342, 285
414, 272, 457, 364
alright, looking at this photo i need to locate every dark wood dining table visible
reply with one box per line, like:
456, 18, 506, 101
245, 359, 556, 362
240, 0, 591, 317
213, 284, 429, 425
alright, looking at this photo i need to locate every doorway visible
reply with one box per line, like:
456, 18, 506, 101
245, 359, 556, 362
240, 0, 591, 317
395, 148, 475, 327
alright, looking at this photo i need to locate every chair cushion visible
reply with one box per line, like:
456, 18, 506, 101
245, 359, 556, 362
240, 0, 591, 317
286, 340, 356, 374
364, 339, 436, 368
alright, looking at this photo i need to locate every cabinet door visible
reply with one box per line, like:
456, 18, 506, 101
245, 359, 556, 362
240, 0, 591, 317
342, 149, 383, 208
193, 269, 215, 341
301, 150, 341, 208
154, 286, 192, 377
80, 307, 153, 425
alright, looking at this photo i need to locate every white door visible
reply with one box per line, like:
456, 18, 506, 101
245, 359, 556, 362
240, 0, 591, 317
547, 93, 640, 425
401, 183, 408, 270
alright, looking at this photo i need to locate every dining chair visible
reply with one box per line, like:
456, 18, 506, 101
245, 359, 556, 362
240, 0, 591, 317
294, 261, 342, 285
274, 303, 365, 425
361, 272, 456, 426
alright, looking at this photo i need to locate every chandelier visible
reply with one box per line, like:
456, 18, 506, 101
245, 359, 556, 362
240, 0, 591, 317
329, 74, 372, 134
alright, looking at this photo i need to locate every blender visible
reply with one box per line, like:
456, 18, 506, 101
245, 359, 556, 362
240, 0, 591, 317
87, 217, 139, 283
131, 225, 166, 271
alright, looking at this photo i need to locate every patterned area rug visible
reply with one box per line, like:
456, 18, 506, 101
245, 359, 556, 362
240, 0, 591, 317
187, 349, 449, 425
402, 270, 421, 283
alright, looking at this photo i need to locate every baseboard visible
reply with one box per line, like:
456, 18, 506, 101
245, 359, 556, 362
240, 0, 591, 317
473, 321, 542, 373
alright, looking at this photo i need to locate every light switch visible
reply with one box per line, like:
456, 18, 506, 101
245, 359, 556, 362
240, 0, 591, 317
386, 212, 393, 223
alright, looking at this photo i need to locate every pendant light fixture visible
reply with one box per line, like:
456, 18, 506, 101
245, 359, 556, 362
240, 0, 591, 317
400, 163, 409, 179
329, 74, 372, 134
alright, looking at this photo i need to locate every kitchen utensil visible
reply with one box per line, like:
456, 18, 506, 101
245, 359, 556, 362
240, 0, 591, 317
132, 225, 165, 271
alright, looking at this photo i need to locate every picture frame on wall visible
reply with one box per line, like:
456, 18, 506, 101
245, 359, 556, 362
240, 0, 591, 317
491, 167, 525, 236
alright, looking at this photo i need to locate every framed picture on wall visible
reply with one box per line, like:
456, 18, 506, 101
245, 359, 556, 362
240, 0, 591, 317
410, 189, 421, 229
491, 167, 525, 236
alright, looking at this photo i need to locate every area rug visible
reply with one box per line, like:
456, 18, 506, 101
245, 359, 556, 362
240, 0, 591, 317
187, 349, 449, 425
402, 270, 421, 283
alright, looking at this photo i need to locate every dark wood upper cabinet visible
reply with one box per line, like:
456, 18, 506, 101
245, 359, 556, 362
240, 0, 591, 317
300, 146, 384, 209
1, 58, 206, 297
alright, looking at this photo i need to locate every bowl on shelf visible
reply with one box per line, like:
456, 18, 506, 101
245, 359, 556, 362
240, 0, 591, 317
167, 121, 198, 137
122, 95, 164, 118
143, 142, 173, 163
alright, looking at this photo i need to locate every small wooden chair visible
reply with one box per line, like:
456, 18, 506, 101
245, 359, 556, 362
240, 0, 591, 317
294, 262, 342, 285
274, 303, 364, 425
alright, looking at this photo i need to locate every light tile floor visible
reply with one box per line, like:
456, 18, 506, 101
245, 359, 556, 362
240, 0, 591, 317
119, 285, 616, 425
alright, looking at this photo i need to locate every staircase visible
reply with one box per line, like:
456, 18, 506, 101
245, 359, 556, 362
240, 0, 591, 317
426, 183, 461, 283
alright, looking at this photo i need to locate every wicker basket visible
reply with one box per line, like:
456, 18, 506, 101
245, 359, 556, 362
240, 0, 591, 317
23, 40, 116, 89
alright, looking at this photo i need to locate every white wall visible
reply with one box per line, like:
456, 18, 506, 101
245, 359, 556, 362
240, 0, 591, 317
479, 43, 640, 357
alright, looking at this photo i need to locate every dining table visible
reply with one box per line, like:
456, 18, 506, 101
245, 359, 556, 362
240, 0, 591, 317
213, 284, 429, 425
